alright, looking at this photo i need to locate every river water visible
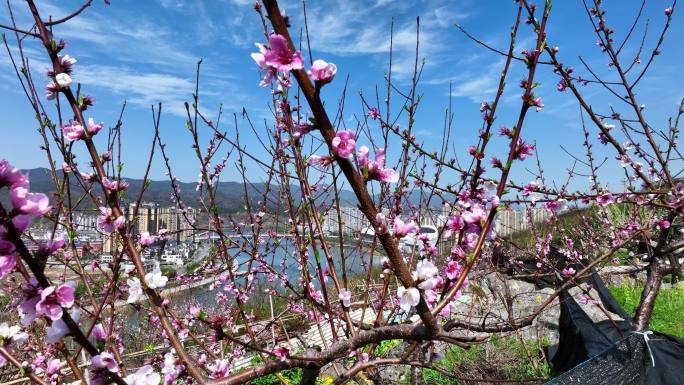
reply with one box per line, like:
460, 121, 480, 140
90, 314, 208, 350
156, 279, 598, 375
121, 238, 383, 340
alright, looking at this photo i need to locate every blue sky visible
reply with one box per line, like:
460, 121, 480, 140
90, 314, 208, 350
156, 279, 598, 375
1, 0, 682, 193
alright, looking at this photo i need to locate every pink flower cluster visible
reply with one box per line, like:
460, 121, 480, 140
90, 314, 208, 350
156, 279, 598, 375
251, 34, 338, 90
251, 34, 303, 86
35, 284, 75, 321
102, 177, 129, 192
0, 160, 53, 278
308, 59, 337, 85
513, 139, 535, 161
332, 130, 356, 159
262, 34, 303, 72
1, 160, 51, 217
357, 146, 399, 183
89, 351, 120, 385
97, 206, 125, 233
45, 51, 78, 100
273, 346, 289, 361
208, 359, 231, 379
444, 192, 494, 252
328, 131, 401, 183
596, 192, 614, 206
392, 217, 419, 239
19, 278, 77, 343
307, 155, 333, 168
62, 118, 103, 141
138, 231, 157, 246
368, 107, 381, 120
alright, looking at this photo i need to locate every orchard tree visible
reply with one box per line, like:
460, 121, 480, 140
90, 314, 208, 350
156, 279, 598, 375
0, 0, 680, 384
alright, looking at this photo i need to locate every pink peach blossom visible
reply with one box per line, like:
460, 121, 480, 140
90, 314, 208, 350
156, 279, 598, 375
92, 352, 119, 373
655, 219, 671, 230
0, 160, 27, 188
62, 121, 85, 141
393, 217, 419, 239
45, 81, 59, 100
87, 118, 103, 135
308, 59, 337, 84
58, 55, 77, 74
273, 346, 289, 361
97, 206, 125, 233
357, 146, 399, 183
445, 261, 463, 280
307, 155, 333, 168
0, 254, 16, 279
397, 286, 420, 312
368, 107, 380, 120
445, 215, 465, 237
514, 139, 535, 160
102, 177, 129, 192
35, 283, 75, 321
10, 186, 51, 215
338, 288, 351, 307
332, 130, 356, 159
263, 34, 304, 72
138, 232, 156, 246
92, 323, 107, 341
250, 43, 276, 87
596, 192, 614, 206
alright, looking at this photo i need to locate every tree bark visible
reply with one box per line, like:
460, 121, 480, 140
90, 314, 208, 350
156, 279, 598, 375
634, 255, 662, 331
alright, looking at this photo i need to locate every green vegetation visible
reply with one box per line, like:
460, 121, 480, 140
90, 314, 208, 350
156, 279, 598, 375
609, 284, 684, 338
0, 295, 10, 309
248, 367, 302, 385
374, 339, 402, 356
248, 371, 336, 385
506, 203, 653, 250
246, 356, 336, 385
75, 281, 86, 298
184, 261, 200, 273
160, 265, 177, 277
418, 336, 551, 384
346, 266, 382, 290
74, 281, 103, 298
507, 207, 595, 247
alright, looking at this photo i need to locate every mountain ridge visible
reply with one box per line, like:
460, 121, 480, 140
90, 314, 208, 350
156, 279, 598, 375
21, 167, 357, 213
18, 168, 444, 213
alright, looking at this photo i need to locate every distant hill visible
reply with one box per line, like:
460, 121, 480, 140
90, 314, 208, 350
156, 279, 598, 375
18, 168, 444, 214
21, 168, 357, 214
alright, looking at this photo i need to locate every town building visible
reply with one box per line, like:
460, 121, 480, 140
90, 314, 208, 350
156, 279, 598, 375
495, 207, 551, 237
127, 202, 197, 242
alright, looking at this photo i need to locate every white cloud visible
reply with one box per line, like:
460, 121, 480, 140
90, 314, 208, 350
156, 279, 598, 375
76, 65, 196, 116
158, 0, 185, 8
1, 0, 247, 119
288, 0, 467, 79
222, 0, 254, 6
451, 74, 498, 101
22, 1, 200, 67
422, 58, 504, 102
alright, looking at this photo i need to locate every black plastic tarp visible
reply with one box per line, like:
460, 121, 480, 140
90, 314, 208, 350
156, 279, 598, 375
543, 272, 684, 384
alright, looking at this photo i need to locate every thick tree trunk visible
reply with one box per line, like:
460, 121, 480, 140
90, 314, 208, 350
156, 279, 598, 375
668, 254, 681, 283
634, 256, 662, 331
300, 348, 322, 385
